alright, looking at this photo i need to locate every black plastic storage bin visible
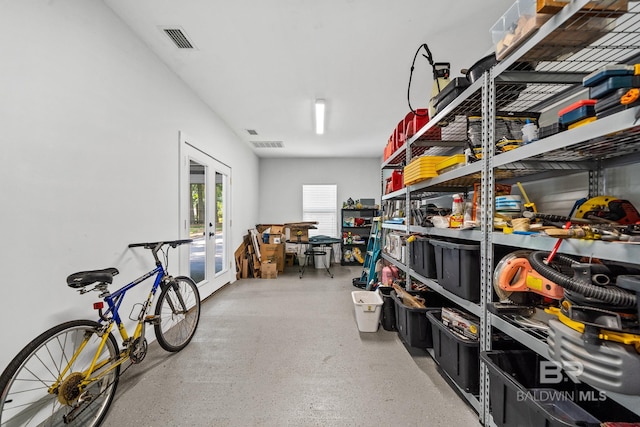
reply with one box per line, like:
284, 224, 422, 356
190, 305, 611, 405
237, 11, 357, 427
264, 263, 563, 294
426, 309, 480, 394
392, 290, 446, 348
377, 286, 396, 331
481, 350, 640, 427
409, 236, 437, 279
430, 239, 480, 302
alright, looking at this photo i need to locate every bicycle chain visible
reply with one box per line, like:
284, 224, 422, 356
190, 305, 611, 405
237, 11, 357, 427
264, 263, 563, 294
62, 359, 133, 424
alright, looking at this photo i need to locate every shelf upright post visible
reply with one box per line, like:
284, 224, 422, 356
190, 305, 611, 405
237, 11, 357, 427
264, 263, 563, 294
479, 65, 496, 425
588, 159, 604, 198
404, 127, 412, 290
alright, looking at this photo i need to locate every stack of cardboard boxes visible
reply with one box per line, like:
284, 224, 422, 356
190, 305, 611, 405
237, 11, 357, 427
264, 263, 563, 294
257, 225, 285, 279
236, 222, 319, 279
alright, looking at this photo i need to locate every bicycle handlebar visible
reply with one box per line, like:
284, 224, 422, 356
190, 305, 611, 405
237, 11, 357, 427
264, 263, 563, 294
128, 239, 193, 249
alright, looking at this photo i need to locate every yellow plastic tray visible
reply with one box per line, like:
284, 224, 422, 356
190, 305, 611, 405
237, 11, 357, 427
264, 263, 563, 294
435, 154, 466, 173
403, 156, 447, 185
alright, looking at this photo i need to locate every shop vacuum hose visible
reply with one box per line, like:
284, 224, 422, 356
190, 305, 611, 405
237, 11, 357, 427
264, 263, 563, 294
528, 251, 637, 308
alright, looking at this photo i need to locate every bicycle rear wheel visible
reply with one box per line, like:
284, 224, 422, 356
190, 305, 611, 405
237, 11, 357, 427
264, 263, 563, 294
154, 276, 201, 352
0, 320, 120, 427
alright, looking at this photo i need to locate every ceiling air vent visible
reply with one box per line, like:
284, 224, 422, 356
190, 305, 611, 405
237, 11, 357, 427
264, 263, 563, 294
162, 28, 195, 49
251, 141, 284, 149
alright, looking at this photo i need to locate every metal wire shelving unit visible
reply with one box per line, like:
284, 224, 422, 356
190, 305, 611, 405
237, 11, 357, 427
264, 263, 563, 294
380, 0, 640, 422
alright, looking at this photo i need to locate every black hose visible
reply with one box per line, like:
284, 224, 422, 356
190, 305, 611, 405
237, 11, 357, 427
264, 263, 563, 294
407, 44, 431, 117
528, 251, 637, 308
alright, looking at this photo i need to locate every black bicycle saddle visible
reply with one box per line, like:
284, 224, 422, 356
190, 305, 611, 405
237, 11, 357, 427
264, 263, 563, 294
66, 268, 119, 288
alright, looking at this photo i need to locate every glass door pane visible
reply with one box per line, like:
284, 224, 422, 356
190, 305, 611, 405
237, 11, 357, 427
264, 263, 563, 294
215, 171, 225, 274
189, 160, 206, 284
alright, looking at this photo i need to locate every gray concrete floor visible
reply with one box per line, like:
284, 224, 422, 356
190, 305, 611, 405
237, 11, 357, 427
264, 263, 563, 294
103, 265, 480, 427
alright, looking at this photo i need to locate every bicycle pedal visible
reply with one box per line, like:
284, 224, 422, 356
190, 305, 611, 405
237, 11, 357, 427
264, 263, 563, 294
144, 315, 161, 325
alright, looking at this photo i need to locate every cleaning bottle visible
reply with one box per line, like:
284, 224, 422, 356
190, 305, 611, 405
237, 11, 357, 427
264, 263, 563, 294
521, 119, 538, 144
450, 194, 464, 228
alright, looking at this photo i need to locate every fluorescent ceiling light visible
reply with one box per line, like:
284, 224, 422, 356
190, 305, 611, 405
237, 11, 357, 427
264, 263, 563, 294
315, 99, 325, 135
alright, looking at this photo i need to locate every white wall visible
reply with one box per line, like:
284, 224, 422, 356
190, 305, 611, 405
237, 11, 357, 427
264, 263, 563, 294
258, 157, 382, 226
0, 1, 259, 370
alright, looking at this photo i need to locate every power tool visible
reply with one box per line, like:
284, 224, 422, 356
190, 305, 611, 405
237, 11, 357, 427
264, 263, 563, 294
493, 250, 564, 302
574, 195, 640, 225
526, 251, 640, 394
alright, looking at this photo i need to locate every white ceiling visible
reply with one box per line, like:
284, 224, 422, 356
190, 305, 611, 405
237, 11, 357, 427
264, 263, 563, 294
104, 0, 515, 158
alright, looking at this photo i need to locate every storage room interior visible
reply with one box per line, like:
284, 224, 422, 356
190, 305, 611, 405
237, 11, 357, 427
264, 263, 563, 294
2, 1, 640, 426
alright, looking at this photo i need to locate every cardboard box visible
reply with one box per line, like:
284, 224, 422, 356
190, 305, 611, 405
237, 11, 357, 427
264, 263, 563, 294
256, 224, 285, 245
536, 0, 627, 16
268, 234, 282, 244
261, 261, 278, 279
285, 252, 296, 267
260, 243, 285, 272
241, 258, 249, 278
256, 224, 283, 233
288, 227, 309, 242
284, 222, 317, 243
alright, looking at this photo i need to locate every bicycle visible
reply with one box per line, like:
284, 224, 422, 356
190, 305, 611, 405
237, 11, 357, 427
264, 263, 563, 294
0, 239, 201, 427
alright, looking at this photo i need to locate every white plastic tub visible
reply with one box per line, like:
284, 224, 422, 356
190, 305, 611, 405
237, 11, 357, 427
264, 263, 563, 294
351, 291, 383, 332
313, 247, 332, 269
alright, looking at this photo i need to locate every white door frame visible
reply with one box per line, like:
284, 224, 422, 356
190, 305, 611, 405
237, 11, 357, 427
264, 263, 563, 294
179, 132, 232, 296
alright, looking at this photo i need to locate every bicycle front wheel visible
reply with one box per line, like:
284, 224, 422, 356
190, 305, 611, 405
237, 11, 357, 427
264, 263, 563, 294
154, 276, 201, 352
0, 320, 120, 427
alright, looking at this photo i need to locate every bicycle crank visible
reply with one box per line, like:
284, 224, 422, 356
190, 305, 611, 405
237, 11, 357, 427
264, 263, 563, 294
130, 337, 148, 363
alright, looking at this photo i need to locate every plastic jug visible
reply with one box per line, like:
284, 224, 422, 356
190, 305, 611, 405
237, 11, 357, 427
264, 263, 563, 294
522, 119, 539, 144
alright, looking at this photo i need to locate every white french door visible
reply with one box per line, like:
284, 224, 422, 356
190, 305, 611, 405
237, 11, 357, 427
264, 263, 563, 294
179, 132, 232, 295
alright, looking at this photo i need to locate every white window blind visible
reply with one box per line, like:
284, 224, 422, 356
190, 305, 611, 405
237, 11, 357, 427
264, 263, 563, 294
302, 184, 337, 238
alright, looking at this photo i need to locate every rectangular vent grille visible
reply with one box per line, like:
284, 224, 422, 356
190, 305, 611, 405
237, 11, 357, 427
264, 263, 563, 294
246, 129, 258, 135
163, 28, 194, 49
251, 141, 284, 149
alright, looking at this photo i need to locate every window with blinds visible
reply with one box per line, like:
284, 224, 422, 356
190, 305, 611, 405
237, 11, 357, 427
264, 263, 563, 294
302, 185, 337, 238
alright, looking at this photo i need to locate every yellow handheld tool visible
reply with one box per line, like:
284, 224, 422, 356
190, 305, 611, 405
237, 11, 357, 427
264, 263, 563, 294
517, 182, 536, 213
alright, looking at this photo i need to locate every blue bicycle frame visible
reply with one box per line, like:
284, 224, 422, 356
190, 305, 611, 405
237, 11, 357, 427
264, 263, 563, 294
99, 265, 165, 331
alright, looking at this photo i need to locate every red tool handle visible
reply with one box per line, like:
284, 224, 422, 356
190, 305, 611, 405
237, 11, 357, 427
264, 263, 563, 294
546, 220, 571, 264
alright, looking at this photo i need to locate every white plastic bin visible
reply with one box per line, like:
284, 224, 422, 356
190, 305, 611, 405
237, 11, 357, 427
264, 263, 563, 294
351, 291, 383, 332
314, 247, 332, 269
